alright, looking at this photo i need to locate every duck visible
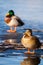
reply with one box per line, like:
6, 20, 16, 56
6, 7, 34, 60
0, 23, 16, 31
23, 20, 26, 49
21, 29, 41, 54
4, 10, 24, 32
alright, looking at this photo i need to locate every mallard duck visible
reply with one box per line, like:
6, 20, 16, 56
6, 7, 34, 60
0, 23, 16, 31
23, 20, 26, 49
21, 29, 41, 54
4, 10, 24, 32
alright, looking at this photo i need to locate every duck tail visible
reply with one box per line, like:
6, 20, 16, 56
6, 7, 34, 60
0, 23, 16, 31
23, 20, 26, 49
18, 20, 24, 26
37, 42, 41, 48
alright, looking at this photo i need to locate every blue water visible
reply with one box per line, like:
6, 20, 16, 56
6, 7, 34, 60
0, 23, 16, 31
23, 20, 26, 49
0, 0, 43, 34
0, 0, 43, 65
0, 56, 42, 65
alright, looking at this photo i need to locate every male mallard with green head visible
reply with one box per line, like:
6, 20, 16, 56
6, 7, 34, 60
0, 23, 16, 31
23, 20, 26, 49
21, 29, 41, 54
4, 10, 24, 32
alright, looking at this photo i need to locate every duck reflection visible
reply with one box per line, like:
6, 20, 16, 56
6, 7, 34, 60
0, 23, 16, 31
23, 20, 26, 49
21, 56, 41, 65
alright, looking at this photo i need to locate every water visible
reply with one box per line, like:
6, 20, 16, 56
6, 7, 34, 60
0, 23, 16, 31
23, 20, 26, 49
0, 0, 43, 65
0, 0, 43, 34
0, 51, 43, 65
0, 56, 42, 65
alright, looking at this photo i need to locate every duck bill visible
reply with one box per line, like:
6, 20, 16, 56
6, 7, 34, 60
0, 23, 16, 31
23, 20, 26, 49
6, 13, 10, 17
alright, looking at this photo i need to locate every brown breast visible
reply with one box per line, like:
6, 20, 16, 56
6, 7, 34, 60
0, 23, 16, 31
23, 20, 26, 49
4, 17, 11, 24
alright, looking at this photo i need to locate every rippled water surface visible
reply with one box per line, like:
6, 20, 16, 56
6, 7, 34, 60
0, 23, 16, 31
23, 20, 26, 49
0, 0, 43, 65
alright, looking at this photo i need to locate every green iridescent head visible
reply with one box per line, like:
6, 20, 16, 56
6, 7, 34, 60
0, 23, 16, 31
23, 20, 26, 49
8, 10, 14, 16
6, 10, 15, 17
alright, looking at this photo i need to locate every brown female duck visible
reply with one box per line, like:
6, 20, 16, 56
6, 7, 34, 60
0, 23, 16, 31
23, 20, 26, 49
21, 29, 41, 54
